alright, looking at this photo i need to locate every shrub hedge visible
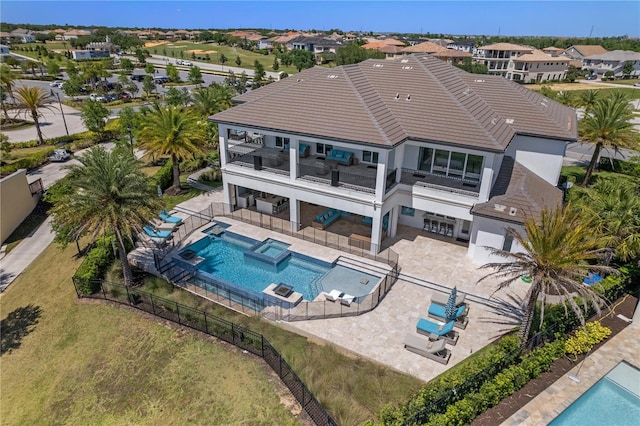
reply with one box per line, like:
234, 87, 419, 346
374, 336, 522, 425
153, 159, 173, 191
565, 321, 611, 358
425, 339, 566, 426
73, 240, 116, 295
599, 156, 640, 178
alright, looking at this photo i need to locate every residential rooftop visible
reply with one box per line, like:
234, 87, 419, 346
211, 54, 577, 152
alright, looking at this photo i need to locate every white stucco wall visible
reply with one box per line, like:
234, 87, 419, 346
467, 215, 526, 264
504, 135, 568, 184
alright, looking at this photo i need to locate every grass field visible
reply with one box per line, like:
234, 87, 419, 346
0, 243, 302, 425
145, 41, 298, 75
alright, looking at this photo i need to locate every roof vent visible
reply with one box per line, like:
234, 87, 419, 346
373, 63, 384, 68
402, 66, 413, 70
505, 118, 514, 124
541, 98, 549, 107
474, 79, 485, 83
394, 93, 400, 100
494, 204, 506, 212
491, 117, 498, 125
406, 94, 411, 101
296, 78, 303, 82
509, 207, 518, 216
400, 59, 409, 63
462, 88, 471, 96
327, 74, 339, 79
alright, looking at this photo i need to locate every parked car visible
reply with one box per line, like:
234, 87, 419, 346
96, 81, 114, 91
633, 83, 640, 87
104, 93, 118, 102
49, 80, 64, 87
48, 149, 70, 162
585, 74, 597, 80
131, 74, 145, 82
118, 92, 131, 100
89, 93, 106, 102
153, 76, 171, 84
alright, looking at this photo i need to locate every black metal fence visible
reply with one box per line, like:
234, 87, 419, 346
72, 279, 338, 426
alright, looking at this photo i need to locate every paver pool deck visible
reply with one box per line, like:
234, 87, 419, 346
174, 192, 531, 383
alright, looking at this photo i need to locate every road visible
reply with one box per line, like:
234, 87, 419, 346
144, 54, 282, 79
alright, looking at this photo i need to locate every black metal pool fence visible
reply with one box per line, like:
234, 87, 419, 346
72, 278, 338, 426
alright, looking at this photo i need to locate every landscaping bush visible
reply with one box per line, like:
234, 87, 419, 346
375, 336, 522, 425
153, 159, 173, 191
599, 156, 640, 178
73, 242, 116, 295
0, 150, 49, 175
565, 321, 611, 359
179, 157, 207, 173
425, 339, 566, 426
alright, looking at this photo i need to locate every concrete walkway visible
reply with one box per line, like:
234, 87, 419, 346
0, 217, 55, 292
6, 103, 87, 143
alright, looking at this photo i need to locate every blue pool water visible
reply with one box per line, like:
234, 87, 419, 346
187, 233, 329, 301
550, 362, 640, 425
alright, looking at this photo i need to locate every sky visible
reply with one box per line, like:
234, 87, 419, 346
1, 1, 638, 38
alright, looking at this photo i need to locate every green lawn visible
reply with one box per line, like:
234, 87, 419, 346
0, 243, 300, 425
147, 41, 298, 75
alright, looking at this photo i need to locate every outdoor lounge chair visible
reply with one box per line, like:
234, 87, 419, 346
150, 218, 178, 231
339, 293, 355, 306
431, 292, 466, 307
159, 210, 183, 224
143, 225, 172, 239
324, 289, 343, 302
403, 334, 451, 364
427, 303, 469, 329
416, 318, 459, 345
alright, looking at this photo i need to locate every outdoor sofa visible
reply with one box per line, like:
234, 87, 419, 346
326, 149, 354, 166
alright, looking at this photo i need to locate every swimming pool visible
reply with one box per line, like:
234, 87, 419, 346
549, 361, 640, 425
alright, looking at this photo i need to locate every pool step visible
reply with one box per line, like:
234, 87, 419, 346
335, 256, 392, 276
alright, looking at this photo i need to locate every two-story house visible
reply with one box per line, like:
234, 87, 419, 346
209, 54, 576, 263
582, 50, 640, 78
474, 42, 569, 82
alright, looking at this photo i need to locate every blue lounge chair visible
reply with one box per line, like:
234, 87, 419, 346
428, 303, 469, 329
159, 210, 183, 224
143, 225, 172, 239
416, 318, 459, 345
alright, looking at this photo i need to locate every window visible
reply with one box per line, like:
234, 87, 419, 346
316, 143, 333, 155
448, 152, 465, 177
465, 155, 483, 181
503, 234, 514, 251
363, 150, 379, 164
275, 136, 289, 148
433, 150, 450, 175
401, 206, 415, 216
418, 147, 434, 171
461, 220, 470, 235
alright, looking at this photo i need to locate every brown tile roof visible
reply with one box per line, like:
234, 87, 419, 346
431, 50, 472, 59
512, 51, 569, 62
210, 54, 577, 151
543, 46, 563, 51
569, 45, 608, 57
378, 45, 404, 54
401, 41, 448, 54
471, 158, 562, 224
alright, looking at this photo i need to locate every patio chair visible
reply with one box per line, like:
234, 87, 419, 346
339, 293, 355, 306
324, 289, 343, 302
416, 318, 459, 345
403, 334, 451, 364
431, 292, 466, 308
150, 218, 178, 231
143, 225, 172, 239
427, 303, 469, 329
159, 210, 183, 224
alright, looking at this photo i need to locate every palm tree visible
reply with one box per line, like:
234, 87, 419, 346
0, 64, 16, 121
579, 90, 599, 114
13, 86, 54, 145
50, 147, 164, 287
573, 179, 640, 264
137, 104, 208, 191
579, 95, 636, 186
191, 84, 233, 117
478, 206, 614, 345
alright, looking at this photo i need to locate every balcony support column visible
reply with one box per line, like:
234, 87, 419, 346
289, 198, 300, 232
223, 183, 234, 214
290, 140, 298, 180
387, 206, 399, 239
478, 167, 494, 202
370, 205, 383, 255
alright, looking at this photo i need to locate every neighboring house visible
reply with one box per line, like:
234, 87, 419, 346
362, 38, 406, 58
542, 46, 564, 57
448, 40, 476, 54
209, 54, 576, 264
582, 50, 640, 78
0, 170, 43, 244
401, 41, 448, 55
9, 29, 36, 43
286, 35, 342, 55
0, 32, 11, 43
378, 44, 404, 60
431, 49, 472, 64
562, 44, 608, 60
474, 43, 569, 82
